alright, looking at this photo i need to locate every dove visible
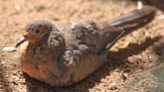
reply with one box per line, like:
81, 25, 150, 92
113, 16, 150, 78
16, 7, 156, 87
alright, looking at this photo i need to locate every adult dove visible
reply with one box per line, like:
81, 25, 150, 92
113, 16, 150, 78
16, 7, 156, 87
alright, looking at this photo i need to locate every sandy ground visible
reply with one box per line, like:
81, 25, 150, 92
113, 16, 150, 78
1, 0, 164, 92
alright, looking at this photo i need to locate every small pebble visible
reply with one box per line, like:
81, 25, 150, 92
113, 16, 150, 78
15, 4, 21, 11
2, 47, 15, 51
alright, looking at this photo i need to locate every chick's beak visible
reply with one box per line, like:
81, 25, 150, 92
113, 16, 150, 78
15, 36, 28, 48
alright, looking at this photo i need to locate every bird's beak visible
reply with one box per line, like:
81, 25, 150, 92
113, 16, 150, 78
15, 36, 28, 48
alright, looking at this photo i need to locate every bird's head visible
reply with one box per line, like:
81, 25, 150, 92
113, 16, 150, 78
16, 19, 53, 47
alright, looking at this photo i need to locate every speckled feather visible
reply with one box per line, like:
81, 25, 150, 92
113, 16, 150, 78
18, 7, 156, 87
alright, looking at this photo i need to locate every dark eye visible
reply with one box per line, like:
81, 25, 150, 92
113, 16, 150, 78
34, 29, 40, 35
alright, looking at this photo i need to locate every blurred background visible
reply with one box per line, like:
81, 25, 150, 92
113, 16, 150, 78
0, 0, 164, 92
133, 0, 164, 10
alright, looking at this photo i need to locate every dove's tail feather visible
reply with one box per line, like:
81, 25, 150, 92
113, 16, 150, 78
98, 7, 156, 56
109, 7, 156, 37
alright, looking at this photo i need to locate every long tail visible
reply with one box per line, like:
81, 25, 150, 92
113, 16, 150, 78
109, 7, 156, 36
99, 7, 156, 56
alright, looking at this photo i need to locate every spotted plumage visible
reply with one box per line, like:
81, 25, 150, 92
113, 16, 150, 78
16, 7, 155, 87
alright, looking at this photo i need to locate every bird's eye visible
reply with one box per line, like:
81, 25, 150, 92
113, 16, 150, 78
34, 29, 40, 35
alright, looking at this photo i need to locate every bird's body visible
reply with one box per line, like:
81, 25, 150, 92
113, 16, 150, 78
17, 7, 156, 87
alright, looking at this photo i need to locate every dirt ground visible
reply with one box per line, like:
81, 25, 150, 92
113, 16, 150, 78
1, 0, 164, 92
